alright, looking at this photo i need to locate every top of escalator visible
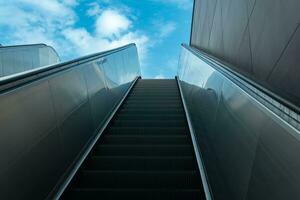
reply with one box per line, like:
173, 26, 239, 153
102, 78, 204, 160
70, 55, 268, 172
0, 43, 136, 92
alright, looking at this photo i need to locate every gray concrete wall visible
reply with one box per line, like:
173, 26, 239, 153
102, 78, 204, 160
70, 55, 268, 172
191, 0, 300, 109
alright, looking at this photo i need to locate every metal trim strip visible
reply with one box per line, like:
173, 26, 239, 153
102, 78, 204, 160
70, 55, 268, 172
50, 76, 141, 200
176, 76, 213, 200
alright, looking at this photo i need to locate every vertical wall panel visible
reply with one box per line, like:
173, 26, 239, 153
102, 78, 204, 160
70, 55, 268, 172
191, 0, 300, 109
269, 27, 300, 102
208, 0, 224, 58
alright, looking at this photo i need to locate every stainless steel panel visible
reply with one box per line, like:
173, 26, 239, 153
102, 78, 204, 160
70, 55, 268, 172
249, 0, 300, 79
178, 45, 300, 200
59, 101, 94, 164
2, 51, 15, 75
0, 80, 63, 199
269, 27, 300, 104
0, 44, 140, 199
1, 129, 65, 200
0, 44, 60, 77
49, 66, 94, 164
49, 68, 88, 123
82, 62, 109, 129
208, 0, 224, 58
0, 80, 56, 171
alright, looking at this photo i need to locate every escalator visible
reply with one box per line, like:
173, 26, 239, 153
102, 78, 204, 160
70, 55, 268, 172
61, 79, 205, 199
3, 42, 297, 200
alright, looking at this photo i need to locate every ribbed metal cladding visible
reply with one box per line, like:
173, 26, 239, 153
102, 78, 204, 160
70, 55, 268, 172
191, 0, 300, 111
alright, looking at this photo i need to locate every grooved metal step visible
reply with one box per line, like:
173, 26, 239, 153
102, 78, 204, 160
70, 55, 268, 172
119, 109, 184, 115
76, 170, 200, 189
124, 100, 182, 104
93, 144, 194, 156
107, 127, 189, 135
112, 119, 186, 127
102, 135, 190, 144
116, 114, 185, 120
61, 79, 204, 200
123, 103, 182, 109
66, 188, 202, 200
86, 156, 196, 170
127, 97, 181, 101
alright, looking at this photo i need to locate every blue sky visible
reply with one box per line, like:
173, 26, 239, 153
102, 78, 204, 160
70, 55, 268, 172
0, 0, 193, 78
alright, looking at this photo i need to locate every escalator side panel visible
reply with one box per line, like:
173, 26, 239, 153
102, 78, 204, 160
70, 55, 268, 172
0, 44, 140, 200
178, 45, 300, 199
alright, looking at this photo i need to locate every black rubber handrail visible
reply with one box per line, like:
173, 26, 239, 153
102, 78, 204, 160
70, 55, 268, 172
0, 43, 136, 92
182, 43, 300, 114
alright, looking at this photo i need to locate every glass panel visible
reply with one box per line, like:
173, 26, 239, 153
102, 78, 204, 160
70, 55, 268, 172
0, 44, 60, 77
178, 45, 300, 200
0, 44, 140, 199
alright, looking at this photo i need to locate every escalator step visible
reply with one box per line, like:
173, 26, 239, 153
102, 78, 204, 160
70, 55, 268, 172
127, 96, 180, 100
123, 103, 182, 109
102, 135, 189, 145
86, 156, 196, 170
116, 114, 185, 120
61, 79, 204, 200
130, 93, 179, 97
132, 89, 179, 92
112, 119, 186, 127
107, 127, 188, 135
66, 188, 203, 200
119, 109, 184, 115
75, 170, 200, 189
124, 100, 182, 105
93, 145, 193, 156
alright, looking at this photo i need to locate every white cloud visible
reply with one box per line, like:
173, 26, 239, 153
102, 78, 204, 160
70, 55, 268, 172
0, 0, 77, 58
19, 0, 76, 21
0, 4, 38, 28
86, 2, 101, 16
0, 1, 150, 63
109, 32, 149, 60
166, 58, 179, 71
63, 27, 149, 61
62, 28, 97, 53
0, 0, 76, 29
154, 74, 166, 79
152, 0, 193, 10
96, 9, 132, 38
63, 0, 79, 6
159, 22, 176, 37
62, 8, 149, 60
150, 20, 177, 44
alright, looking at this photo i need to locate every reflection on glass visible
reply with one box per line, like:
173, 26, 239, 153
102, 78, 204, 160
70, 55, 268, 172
0, 44, 60, 77
0, 44, 140, 199
178, 45, 300, 200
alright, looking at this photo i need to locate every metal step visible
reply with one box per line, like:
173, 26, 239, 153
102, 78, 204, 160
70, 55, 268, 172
61, 79, 204, 199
